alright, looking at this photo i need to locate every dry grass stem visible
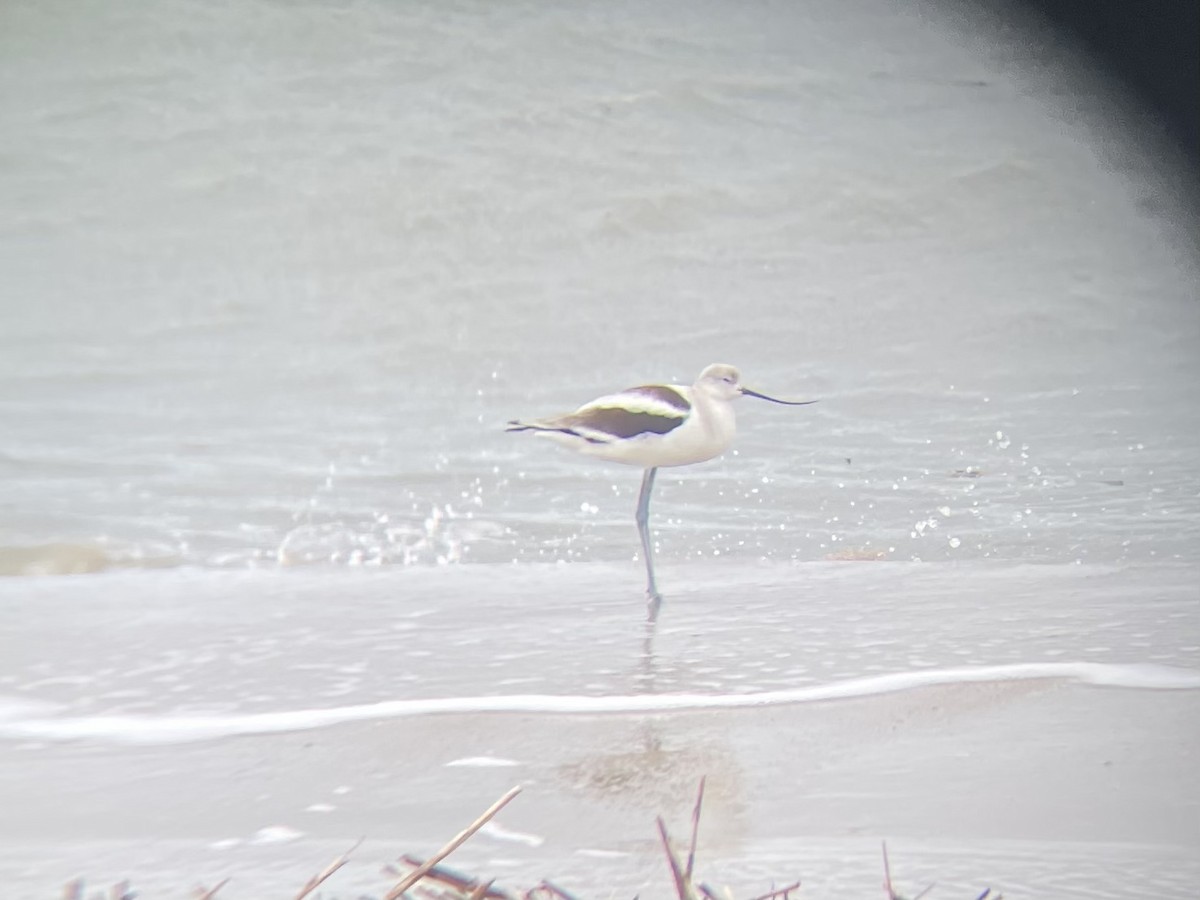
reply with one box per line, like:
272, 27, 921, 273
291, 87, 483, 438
295, 838, 363, 900
466, 878, 495, 900
525, 880, 579, 900
686, 776, 706, 881
748, 881, 802, 900
391, 855, 512, 899
193, 877, 231, 899
388, 859, 516, 900
657, 816, 693, 900
883, 840, 897, 900
882, 842, 939, 900
385, 784, 523, 900
56, 777, 1001, 899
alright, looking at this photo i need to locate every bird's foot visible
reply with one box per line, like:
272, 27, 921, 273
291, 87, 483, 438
645, 589, 663, 623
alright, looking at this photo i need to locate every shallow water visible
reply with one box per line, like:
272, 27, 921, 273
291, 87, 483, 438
1, 563, 1198, 729
2, 0, 1198, 577
1, 0, 1199, 896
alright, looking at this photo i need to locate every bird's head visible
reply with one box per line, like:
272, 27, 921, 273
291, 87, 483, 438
696, 363, 818, 407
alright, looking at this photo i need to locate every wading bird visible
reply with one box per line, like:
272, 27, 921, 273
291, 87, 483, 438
506, 363, 816, 614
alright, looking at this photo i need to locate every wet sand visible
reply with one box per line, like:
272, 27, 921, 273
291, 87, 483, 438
1, 683, 1196, 898
1, 563, 1197, 898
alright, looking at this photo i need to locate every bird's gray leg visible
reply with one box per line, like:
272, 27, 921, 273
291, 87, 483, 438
636, 467, 662, 617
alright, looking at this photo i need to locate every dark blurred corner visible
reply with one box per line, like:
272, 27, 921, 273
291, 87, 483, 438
1015, 0, 1199, 162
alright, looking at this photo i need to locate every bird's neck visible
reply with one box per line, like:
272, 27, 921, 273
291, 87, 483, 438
693, 390, 737, 445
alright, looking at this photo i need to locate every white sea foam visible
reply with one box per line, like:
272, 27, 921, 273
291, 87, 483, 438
478, 821, 545, 847
575, 848, 633, 860
1, 662, 1195, 746
445, 756, 522, 768
249, 826, 304, 845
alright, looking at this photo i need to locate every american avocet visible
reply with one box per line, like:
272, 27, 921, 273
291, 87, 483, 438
506, 363, 816, 611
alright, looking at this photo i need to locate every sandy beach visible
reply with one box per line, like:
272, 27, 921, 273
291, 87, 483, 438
2, 564, 1198, 897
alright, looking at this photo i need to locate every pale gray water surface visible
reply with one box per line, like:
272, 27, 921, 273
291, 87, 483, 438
1, 0, 1198, 573
1, 0, 1199, 896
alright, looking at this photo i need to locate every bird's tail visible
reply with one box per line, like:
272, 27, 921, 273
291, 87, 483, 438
505, 419, 559, 433
505, 419, 580, 438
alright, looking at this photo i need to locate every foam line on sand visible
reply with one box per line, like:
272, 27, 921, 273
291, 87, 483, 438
1, 661, 1196, 745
